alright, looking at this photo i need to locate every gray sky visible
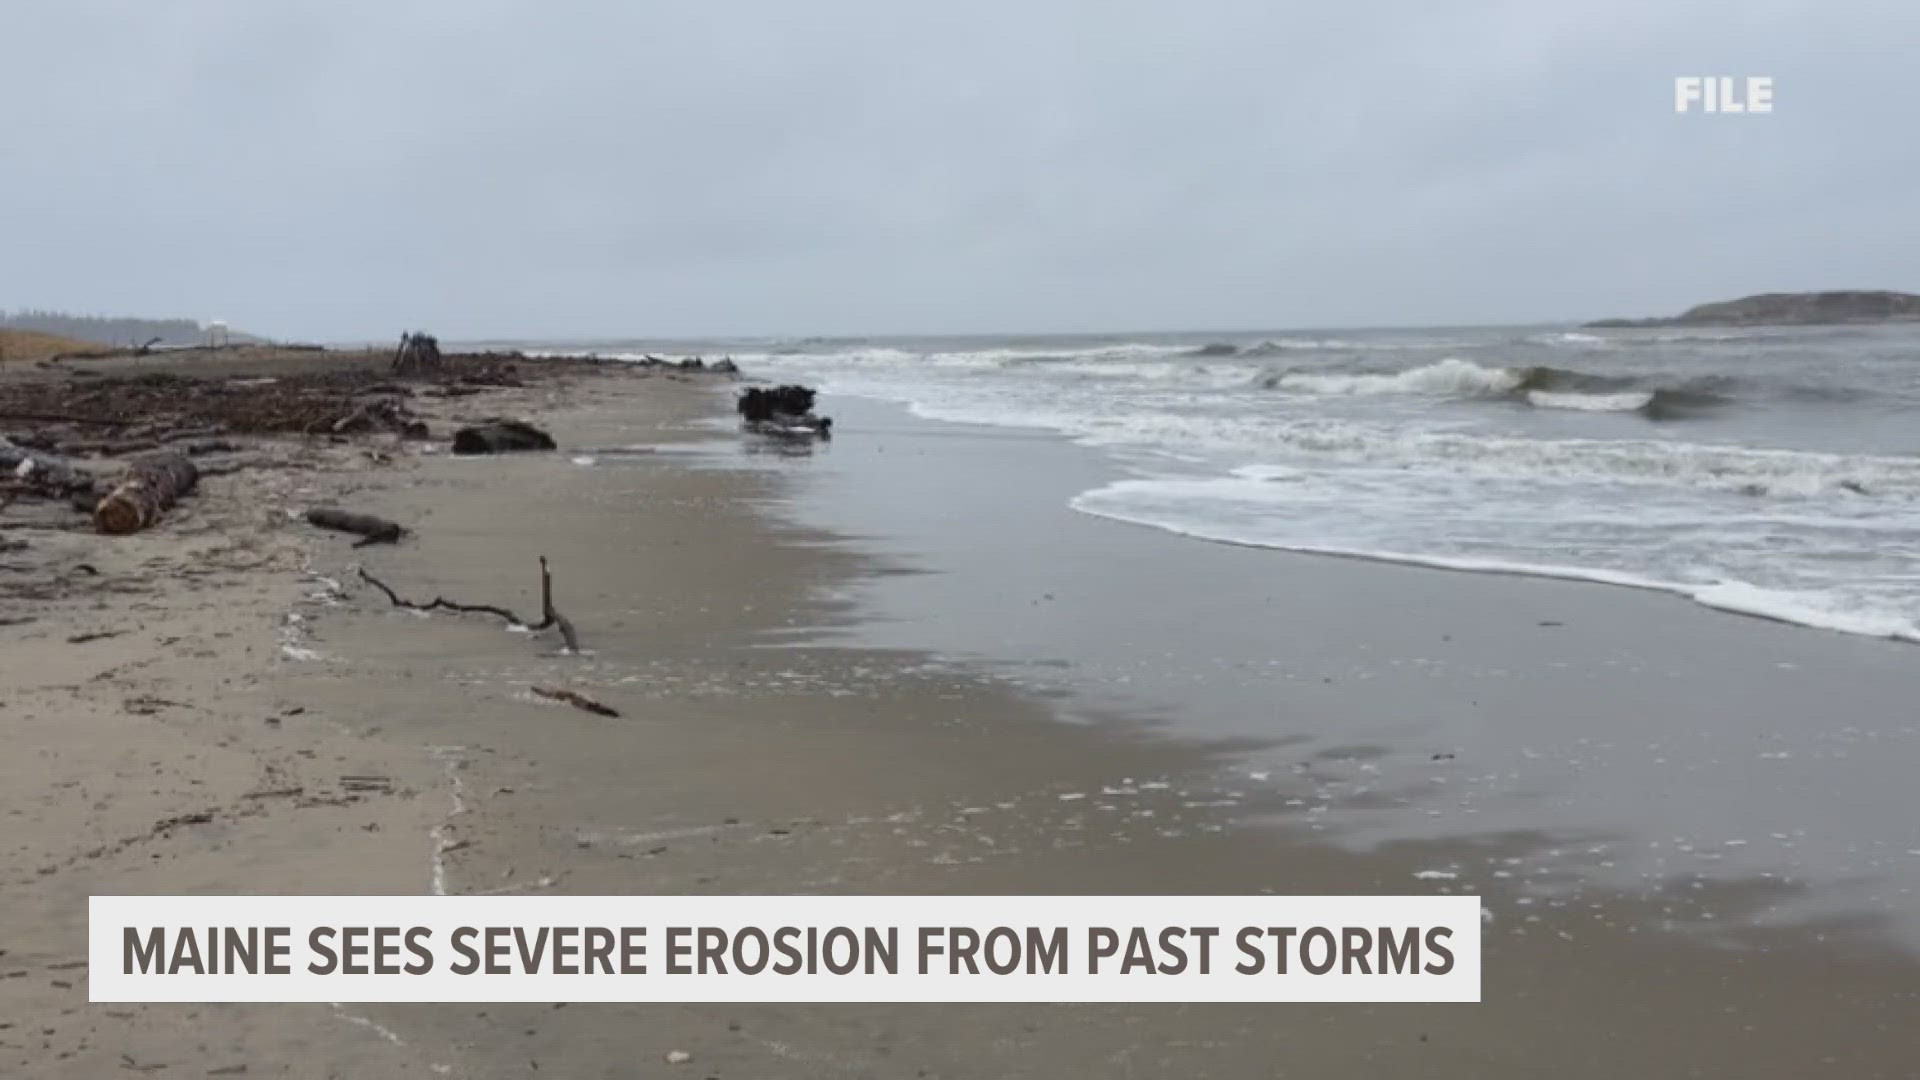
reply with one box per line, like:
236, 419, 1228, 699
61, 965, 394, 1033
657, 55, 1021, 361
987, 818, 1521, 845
3, 1, 1916, 341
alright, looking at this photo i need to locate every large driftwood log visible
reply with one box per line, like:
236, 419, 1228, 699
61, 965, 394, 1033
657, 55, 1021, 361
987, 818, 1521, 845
306, 507, 406, 546
451, 419, 556, 455
94, 453, 197, 534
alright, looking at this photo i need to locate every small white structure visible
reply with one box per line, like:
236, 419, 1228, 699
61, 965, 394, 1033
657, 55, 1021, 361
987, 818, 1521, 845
205, 320, 230, 347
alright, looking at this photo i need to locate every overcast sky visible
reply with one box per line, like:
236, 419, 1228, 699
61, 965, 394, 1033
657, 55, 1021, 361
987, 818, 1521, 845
3, 1, 1916, 341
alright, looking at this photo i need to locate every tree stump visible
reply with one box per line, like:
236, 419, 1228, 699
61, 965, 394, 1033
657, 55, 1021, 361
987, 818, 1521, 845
391, 332, 444, 377
93, 453, 197, 534
738, 385, 818, 421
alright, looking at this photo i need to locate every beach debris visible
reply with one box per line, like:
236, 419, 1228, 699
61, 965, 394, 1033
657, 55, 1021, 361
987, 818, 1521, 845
358, 554, 581, 652
93, 452, 198, 534
0, 349, 565, 448
530, 685, 620, 718
738, 384, 816, 420
663, 1050, 693, 1065
305, 507, 407, 547
2, 445, 99, 504
340, 775, 395, 794
327, 396, 420, 437
451, 419, 557, 455
123, 695, 188, 714
738, 384, 832, 441
390, 331, 444, 377
239, 786, 304, 801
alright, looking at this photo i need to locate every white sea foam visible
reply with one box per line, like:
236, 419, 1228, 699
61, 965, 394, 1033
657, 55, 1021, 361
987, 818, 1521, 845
1267, 358, 1522, 397
1250, 336, 1473, 352
738, 329, 1920, 645
1690, 581, 1920, 641
1527, 331, 1609, 347
1526, 389, 1654, 413
1070, 474, 1920, 643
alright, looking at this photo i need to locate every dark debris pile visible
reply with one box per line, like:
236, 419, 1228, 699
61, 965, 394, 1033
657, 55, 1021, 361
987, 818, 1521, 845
0, 356, 533, 447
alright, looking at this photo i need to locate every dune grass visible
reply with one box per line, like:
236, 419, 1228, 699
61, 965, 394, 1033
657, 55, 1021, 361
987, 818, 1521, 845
0, 328, 97, 363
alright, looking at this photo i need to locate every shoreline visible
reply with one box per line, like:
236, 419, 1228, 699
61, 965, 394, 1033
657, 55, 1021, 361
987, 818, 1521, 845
771, 393, 1920, 946
6, 356, 1919, 1075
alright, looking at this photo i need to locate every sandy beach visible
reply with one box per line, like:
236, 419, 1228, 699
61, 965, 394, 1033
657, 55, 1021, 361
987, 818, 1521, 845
1, 348, 1914, 1077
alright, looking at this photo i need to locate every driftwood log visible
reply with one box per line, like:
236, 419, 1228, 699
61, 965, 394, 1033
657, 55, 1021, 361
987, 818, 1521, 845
2, 445, 98, 503
359, 555, 580, 652
451, 419, 556, 455
93, 453, 198, 534
306, 508, 406, 547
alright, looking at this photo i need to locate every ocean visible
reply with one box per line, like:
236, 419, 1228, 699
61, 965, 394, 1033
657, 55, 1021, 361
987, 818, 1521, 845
510, 329, 1920, 946
560, 324, 1920, 644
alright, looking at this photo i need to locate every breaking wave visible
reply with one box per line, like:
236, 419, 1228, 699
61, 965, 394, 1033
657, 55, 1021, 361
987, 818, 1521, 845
1525, 389, 1655, 413
1259, 359, 1729, 418
725, 322, 1920, 647
1261, 358, 1525, 396
1526, 331, 1609, 347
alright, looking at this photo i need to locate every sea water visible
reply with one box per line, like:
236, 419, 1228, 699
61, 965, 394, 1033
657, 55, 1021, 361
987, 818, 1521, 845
607, 324, 1920, 644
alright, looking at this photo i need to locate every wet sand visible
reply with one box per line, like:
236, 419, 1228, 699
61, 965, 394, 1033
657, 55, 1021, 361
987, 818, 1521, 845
5, 362, 1918, 1077
772, 395, 1920, 946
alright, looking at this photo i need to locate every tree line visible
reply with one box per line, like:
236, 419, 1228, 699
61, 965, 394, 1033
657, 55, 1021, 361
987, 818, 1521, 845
1, 309, 209, 347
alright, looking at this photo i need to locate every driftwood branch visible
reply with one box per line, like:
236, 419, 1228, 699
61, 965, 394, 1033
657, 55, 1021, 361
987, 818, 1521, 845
530, 685, 619, 717
358, 555, 581, 652
537, 555, 581, 653
357, 566, 526, 624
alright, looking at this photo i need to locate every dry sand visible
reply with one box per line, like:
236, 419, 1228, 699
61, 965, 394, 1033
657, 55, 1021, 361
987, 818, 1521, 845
4, 356, 1916, 1077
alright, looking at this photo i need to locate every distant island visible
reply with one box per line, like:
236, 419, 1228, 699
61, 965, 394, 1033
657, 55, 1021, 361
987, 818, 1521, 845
1585, 290, 1920, 328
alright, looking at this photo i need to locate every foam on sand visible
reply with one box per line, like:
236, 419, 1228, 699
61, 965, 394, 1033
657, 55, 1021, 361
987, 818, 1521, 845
1071, 475, 1920, 644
